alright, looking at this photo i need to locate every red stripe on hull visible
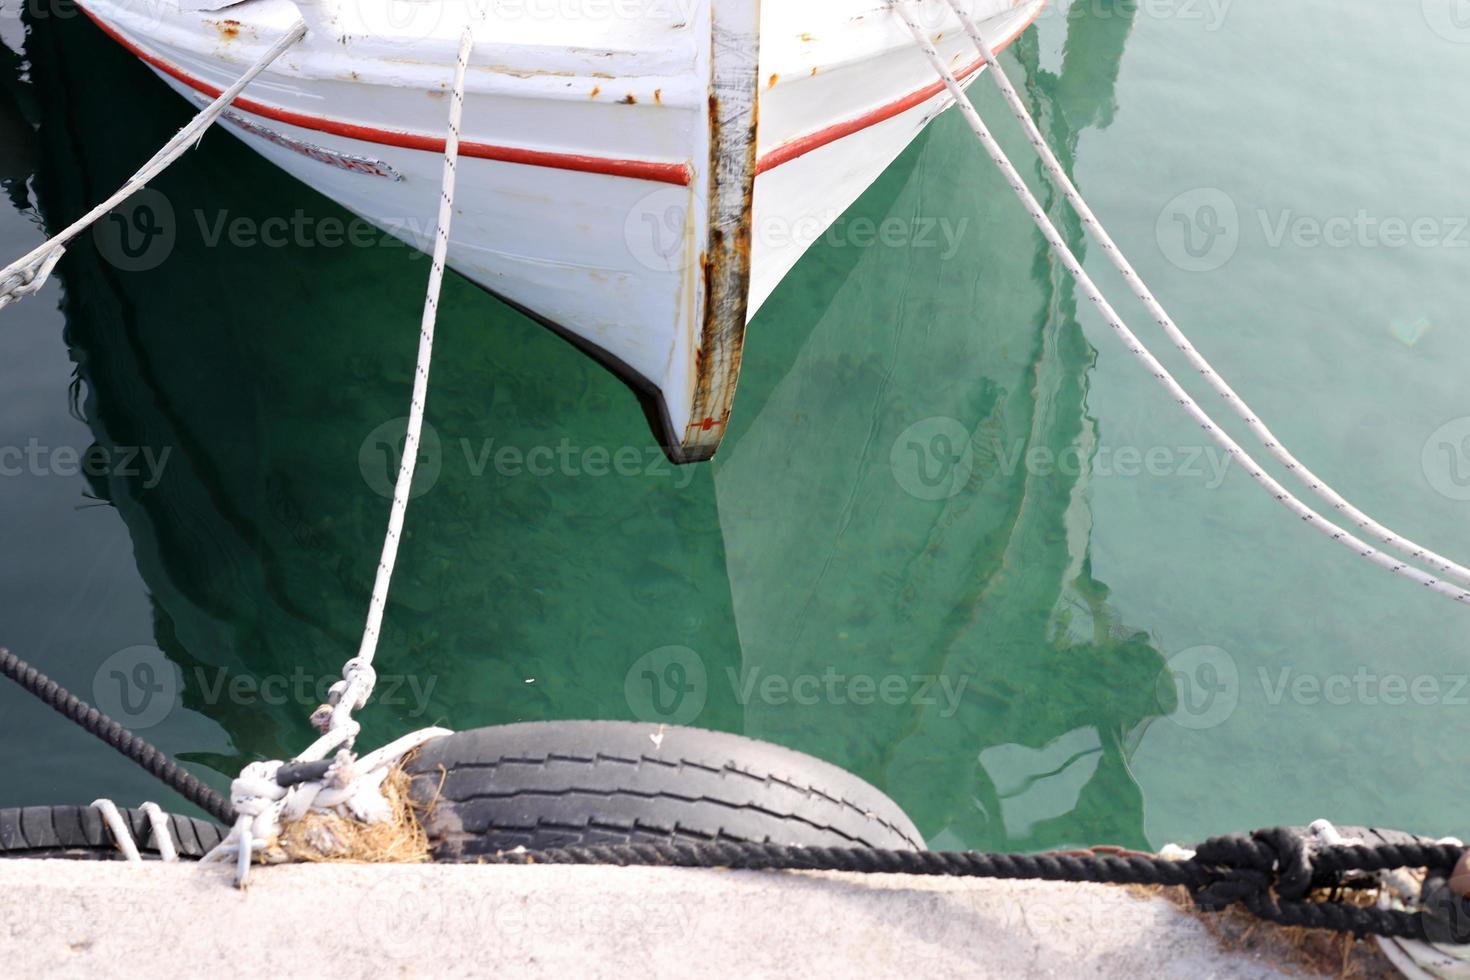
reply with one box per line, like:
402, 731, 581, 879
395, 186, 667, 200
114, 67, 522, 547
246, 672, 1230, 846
82, 3, 1044, 184
80, 7, 695, 186
754, 6, 1045, 175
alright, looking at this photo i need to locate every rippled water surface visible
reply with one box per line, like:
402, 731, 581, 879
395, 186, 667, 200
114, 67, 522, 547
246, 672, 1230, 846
3, 0, 1469, 851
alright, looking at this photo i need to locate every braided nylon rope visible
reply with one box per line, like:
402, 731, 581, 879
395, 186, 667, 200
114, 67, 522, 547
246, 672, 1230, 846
139, 802, 179, 862
86, 800, 180, 863
330, 24, 477, 739
0, 649, 233, 821
83, 799, 178, 862
482, 841, 1209, 884
90, 799, 144, 863
0, 21, 307, 311
891, 1, 1470, 607
476, 833, 1463, 938
205, 25, 474, 887
0, 248, 63, 311
944, 0, 1470, 589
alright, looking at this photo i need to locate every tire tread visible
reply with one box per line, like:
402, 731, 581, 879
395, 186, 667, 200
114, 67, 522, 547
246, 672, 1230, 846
407, 722, 924, 859
0, 805, 224, 860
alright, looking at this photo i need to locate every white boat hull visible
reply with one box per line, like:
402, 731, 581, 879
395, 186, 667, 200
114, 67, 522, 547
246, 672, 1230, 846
75, 0, 1046, 460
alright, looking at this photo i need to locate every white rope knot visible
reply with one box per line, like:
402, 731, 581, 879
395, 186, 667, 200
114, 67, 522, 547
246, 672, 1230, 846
336, 658, 377, 710
202, 728, 450, 886
0, 248, 64, 311
312, 657, 377, 735
230, 760, 287, 819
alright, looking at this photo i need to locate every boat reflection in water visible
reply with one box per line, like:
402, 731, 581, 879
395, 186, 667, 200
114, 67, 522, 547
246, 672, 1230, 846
24, 0, 1165, 851
715, 0, 1163, 850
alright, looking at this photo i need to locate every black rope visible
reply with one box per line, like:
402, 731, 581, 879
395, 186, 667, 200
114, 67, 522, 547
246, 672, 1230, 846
474, 834, 1465, 940
0, 648, 234, 824
477, 841, 1210, 885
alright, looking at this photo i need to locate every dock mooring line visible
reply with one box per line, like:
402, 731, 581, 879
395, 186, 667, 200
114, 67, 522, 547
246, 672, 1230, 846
334, 23, 476, 733
200, 25, 477, 887
891, 0, 1470, 607
0, 648, 234, 824
0, 20, 307, 311
482, 829, 1463, 939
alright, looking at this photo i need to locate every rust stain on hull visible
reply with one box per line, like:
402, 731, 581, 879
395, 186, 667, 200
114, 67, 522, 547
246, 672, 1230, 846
675, 38, 760, 465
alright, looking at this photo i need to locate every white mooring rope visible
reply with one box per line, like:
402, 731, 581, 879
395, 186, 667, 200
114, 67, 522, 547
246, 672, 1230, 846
202, 25, 474, 886
91, 799, 143, 862
329, 22, 477, 739
892, 1, 1470, 608
0, 21, 308, 311
943, 0, 1470, 590
140, 801, 179, 862
90, 800, 178, 863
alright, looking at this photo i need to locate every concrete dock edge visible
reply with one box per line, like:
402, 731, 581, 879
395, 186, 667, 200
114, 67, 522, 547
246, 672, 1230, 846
0, 860, 1395, 977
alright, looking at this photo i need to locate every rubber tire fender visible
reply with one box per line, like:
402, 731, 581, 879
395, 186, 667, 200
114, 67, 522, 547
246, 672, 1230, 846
405, 721, 925, 860
0, 805, 225, 860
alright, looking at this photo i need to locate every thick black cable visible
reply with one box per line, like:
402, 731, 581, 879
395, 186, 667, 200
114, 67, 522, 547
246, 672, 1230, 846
0, 648, 234, 824
475, 836, 1463, 939
478, 841, 1209, 884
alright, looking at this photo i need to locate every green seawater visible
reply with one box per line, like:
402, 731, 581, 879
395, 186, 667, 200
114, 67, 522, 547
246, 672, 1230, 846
3, 0, 1469, 852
